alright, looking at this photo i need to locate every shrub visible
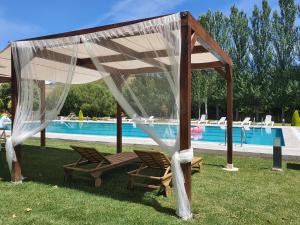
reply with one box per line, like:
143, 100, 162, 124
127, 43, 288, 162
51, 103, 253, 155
291, 110, 300, 126
92, 116, 97, 121
78, 110, 84, 121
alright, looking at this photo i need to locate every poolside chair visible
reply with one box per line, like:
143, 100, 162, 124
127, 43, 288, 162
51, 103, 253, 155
197, 114, 208, 125
64, 145, 139, 187
240, 117, 252, 126
263, 115, 274, 126
143, 116, 155, 124
209, 116, 227, 125
127, 150, 203, 197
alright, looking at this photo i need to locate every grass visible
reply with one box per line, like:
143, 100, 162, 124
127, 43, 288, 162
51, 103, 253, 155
0, 138, 299, 225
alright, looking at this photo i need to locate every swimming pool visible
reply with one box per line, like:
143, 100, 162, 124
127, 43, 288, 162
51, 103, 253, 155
45, 121, 285, 146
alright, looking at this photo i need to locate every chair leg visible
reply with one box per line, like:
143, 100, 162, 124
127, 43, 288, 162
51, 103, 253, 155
127, 175, 134, 190
91, 171, 103, 187
94, 177, 102, 187
64, 169, 73, 182
162, 177, 172, 197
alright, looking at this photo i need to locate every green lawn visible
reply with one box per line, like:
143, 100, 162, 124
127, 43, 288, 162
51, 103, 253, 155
0, 138, 299, 225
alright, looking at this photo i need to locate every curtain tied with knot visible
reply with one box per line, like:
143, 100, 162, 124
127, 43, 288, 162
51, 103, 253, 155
10, 13, 193, 219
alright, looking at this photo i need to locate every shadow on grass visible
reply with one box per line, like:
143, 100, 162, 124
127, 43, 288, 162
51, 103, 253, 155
0, 145, 175, 217
287, 163, 300, 170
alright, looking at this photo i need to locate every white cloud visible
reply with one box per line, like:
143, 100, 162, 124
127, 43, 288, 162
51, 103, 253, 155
85, 0, 186, 28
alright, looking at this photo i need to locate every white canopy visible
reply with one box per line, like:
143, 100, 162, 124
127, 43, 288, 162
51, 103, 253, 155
0, 33, 221, 84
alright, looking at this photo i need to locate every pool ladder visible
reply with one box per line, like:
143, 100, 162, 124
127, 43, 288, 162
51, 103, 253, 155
240, 126, 247, 146
223, 126, 247, 146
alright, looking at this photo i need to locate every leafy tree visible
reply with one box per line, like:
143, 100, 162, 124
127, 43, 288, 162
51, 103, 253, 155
250, 0, 273, 77
271, 0, 299, 120
199, 11, 229, 119
272, 0, 298, 70
61, 81, 115, 117
0, 83, 11, 111
78, 109, 84, 120
123, 75, 174, 118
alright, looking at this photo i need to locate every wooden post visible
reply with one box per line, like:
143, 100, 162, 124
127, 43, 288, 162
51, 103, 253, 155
11, 49, 22, 182
116, 102, 122, 153
40, 81, 46, 148
224, 64, 238, 171
179, 12, 192, 201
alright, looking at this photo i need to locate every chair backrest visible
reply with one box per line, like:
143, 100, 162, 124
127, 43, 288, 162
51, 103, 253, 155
200, 114, 206, 121
149, 116, 154, 120
243, 117, 250, 123
265, 115, 272, 122
134, 150, 171, 169
70, 145, 111, 164
219, 117, 226, 122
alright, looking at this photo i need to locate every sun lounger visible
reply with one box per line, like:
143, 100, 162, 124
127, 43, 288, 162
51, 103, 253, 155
197, 114, 208, 125
64, 145, 139, 187
127, 150, 203, 197
263, 115, 274, 126
234, 117, 252, 126
257, 115, 274, 126
143, 116, 155, 124
211, 117, 227, 125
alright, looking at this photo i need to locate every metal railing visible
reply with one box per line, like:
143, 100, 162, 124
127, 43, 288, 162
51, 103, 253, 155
240, 126, 247, 146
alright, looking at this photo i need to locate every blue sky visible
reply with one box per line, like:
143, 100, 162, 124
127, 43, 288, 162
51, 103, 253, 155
0, 0, 299, 49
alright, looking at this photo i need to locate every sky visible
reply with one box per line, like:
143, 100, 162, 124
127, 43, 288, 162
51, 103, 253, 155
0, 0, 299, 49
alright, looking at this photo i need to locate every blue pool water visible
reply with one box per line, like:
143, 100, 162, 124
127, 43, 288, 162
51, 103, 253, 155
45, 121, 285, 146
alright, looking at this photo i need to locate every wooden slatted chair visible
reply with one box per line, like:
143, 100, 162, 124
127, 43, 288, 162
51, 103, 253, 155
127, 150, 203, 197
64, 145, 139, 187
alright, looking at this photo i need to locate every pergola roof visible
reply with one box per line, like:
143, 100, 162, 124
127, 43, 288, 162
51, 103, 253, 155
0, 12, 232, 84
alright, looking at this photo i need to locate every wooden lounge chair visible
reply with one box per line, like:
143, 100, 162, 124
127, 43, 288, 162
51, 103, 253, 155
127, 150, 203, 197
64, 145, 139, 187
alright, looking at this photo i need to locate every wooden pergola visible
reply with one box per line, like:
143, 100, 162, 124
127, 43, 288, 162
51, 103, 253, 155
0, 11, 234, 202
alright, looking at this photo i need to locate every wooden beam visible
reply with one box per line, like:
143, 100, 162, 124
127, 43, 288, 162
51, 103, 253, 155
78, 46, 207, 65
192, 45, 208, 54
94, 39, 170, 70
11, 49, 22, 182
0, 76, 11, 82
39, 80, 46, 149
191, 61, 224, 70
19, 13, 175, 41
214, 67, 226, 78
36, 49, 168, 76
116, 102, 122, 153
225, 64, 233, 165
179, 13, 192, 202
188, 13, 233, 65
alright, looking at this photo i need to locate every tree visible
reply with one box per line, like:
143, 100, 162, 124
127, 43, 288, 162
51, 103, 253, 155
250, 0, 273, 77
123, 75, 174, 118
0, 83, 11, 111
192, 70, 216, 119
271, 0, 299, 120
199, 11, 230, 119
272, 0, 298, 71
229, 6, 252, 120
61, 81, 115, 117
248, 0, 273, 120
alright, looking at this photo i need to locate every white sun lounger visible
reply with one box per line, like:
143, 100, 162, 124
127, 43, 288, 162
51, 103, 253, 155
211, 117, 227, 125
263, 115, 274, 126
197, 114, 208, 125
241, 117, 252, 126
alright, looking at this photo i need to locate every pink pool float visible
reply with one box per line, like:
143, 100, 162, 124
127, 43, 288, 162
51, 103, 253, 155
191, 126, 203, 134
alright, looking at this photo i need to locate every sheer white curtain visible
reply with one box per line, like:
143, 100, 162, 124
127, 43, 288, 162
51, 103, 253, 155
7, 37, 80, 172
81, 13, 193, 219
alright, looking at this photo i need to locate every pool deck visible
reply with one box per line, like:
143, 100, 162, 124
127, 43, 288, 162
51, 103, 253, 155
30, 125, 300, 161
